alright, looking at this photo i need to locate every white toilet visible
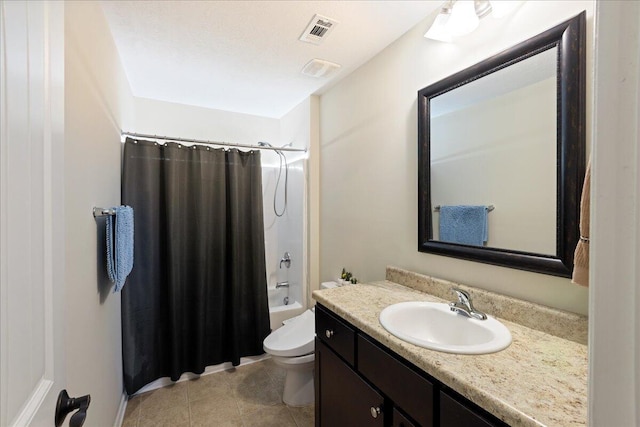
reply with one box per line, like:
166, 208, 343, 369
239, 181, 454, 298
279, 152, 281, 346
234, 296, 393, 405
263, 282, 340, 406
263, 309, 316, 406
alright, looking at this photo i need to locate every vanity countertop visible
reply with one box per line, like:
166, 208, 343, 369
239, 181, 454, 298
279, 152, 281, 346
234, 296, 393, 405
312, 281, 587, 427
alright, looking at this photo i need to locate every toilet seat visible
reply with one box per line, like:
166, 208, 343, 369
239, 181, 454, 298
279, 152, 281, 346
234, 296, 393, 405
271, 352, 315, 366
263, 309, 315, 357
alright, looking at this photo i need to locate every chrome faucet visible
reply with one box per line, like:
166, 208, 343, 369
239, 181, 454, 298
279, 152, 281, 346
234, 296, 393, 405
449, 288, 487, 320
275, 281, 289, 289
279, 252, 291, 269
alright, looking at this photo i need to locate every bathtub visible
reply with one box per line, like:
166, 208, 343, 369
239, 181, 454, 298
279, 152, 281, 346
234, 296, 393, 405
268, 287, 305, 330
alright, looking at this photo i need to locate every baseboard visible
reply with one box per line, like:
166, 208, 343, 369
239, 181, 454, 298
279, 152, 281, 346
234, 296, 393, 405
113, 392, 128, 427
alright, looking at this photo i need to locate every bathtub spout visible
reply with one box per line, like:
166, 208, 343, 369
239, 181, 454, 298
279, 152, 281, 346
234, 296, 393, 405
275, 281, 289, 289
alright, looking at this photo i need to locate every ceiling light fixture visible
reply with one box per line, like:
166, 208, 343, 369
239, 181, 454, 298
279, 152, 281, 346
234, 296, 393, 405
447, 0, 480, 37
424, 0, 523, 42
423, 2, 454, 43
474, 0, 493, 18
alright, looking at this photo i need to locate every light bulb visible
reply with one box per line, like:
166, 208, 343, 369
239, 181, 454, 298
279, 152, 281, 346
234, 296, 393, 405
447, 0, 479, 37
424, 12, 453, 43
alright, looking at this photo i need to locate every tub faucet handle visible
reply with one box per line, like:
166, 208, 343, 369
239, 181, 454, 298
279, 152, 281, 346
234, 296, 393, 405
280, 252, 291, 269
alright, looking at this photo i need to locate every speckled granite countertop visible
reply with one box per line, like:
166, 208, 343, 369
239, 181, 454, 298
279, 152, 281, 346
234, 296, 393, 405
312, 281, 587, 427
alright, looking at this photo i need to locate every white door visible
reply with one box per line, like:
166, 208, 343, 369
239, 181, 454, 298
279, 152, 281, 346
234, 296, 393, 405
0, 1, 66, 426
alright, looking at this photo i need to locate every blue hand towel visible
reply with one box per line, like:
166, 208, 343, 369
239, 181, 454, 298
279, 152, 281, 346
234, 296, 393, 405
106, 206, 134, 292
439, 205, 488, 246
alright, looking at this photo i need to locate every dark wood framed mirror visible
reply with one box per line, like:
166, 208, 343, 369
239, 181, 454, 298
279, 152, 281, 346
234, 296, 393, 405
418, 12, 585, 277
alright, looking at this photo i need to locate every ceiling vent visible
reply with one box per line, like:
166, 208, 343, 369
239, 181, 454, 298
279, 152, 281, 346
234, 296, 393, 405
301, 59, 341, 78
299, 14, 338, 45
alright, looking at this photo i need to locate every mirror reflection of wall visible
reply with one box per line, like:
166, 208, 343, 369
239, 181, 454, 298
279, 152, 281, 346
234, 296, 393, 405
430, 47, 557, 254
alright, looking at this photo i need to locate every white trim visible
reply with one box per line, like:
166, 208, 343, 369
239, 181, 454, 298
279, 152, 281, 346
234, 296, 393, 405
636, 68, 640, 427
0, 3, 10, 426
9, 379, 53, 427
302, 157, 309, 309
589, 1, 640, 425
113, 392, 128, 427
308, 95, 321, 298
41, 0, 56, 386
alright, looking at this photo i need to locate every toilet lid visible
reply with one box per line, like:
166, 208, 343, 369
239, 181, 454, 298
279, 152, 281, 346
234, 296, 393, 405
263, 310, 315, 357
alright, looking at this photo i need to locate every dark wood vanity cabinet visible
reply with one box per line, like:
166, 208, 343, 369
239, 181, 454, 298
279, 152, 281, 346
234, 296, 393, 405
393, 408, 417, 427
316, 338, 384, 426
439, 390, 498, 427
315, 304, 508, 427
358, 334, 434, 426
315, 303, 356, 366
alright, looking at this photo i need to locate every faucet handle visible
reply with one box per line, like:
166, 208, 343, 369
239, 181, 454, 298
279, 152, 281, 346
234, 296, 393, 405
279, 252, 291, 269
450, 287, 487, 320
451, 287, 471, 305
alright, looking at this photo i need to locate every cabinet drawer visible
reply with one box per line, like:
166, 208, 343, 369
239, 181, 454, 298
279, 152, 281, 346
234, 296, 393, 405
358, 334, 434, 427
316, 305, 356, 366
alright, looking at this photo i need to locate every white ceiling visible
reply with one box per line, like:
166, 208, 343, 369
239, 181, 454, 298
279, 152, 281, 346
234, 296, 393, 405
100, 1, 440, 118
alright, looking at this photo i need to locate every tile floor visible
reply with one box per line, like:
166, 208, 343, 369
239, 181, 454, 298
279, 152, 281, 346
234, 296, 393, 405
122, 358, 314, 427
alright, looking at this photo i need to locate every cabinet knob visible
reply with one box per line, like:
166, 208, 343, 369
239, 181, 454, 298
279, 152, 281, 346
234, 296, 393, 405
370, 406, 381, 419
325, 329, 334, 338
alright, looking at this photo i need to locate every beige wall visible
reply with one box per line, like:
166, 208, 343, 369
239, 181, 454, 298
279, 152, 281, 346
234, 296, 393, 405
132, 97, 280, 147
319, 1, 593, 315
64, 1, 133, 424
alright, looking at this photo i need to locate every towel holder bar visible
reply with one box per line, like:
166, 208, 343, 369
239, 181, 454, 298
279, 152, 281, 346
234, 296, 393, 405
434, 205, 495, 212
93, 207, 116, 217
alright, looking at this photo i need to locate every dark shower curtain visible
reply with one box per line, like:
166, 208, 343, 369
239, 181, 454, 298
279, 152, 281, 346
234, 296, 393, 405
121, 138, 271, 395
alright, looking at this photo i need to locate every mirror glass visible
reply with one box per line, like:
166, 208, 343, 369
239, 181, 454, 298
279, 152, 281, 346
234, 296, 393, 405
417, 12, 585, 277
430, 47, 557, 254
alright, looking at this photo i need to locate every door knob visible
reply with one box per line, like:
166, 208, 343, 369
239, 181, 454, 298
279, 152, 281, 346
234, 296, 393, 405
55, 389, 91, 427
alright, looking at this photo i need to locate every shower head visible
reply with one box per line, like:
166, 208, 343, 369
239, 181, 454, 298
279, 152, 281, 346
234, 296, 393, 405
258, 142, 288, 160
258, 141, 285, 157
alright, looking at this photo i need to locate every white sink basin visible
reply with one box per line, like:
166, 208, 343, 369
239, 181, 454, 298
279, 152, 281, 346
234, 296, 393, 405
379, 301, 512, 354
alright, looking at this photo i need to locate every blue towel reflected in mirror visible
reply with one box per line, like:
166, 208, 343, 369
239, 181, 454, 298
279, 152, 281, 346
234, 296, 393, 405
439, 205, 488, 246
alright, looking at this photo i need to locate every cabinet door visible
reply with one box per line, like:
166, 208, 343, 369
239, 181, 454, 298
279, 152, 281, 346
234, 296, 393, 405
440, 391, 503, 427
358, 334, 434, 426
316, 339, 384, 426
393, 407, 417, 427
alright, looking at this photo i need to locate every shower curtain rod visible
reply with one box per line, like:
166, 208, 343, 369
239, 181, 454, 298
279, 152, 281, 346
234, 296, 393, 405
121, 132, 307, 153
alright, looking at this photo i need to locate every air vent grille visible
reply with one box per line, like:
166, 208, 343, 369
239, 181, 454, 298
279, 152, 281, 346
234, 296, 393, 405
310, 25, 329, 37
300, 14, 338, 45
